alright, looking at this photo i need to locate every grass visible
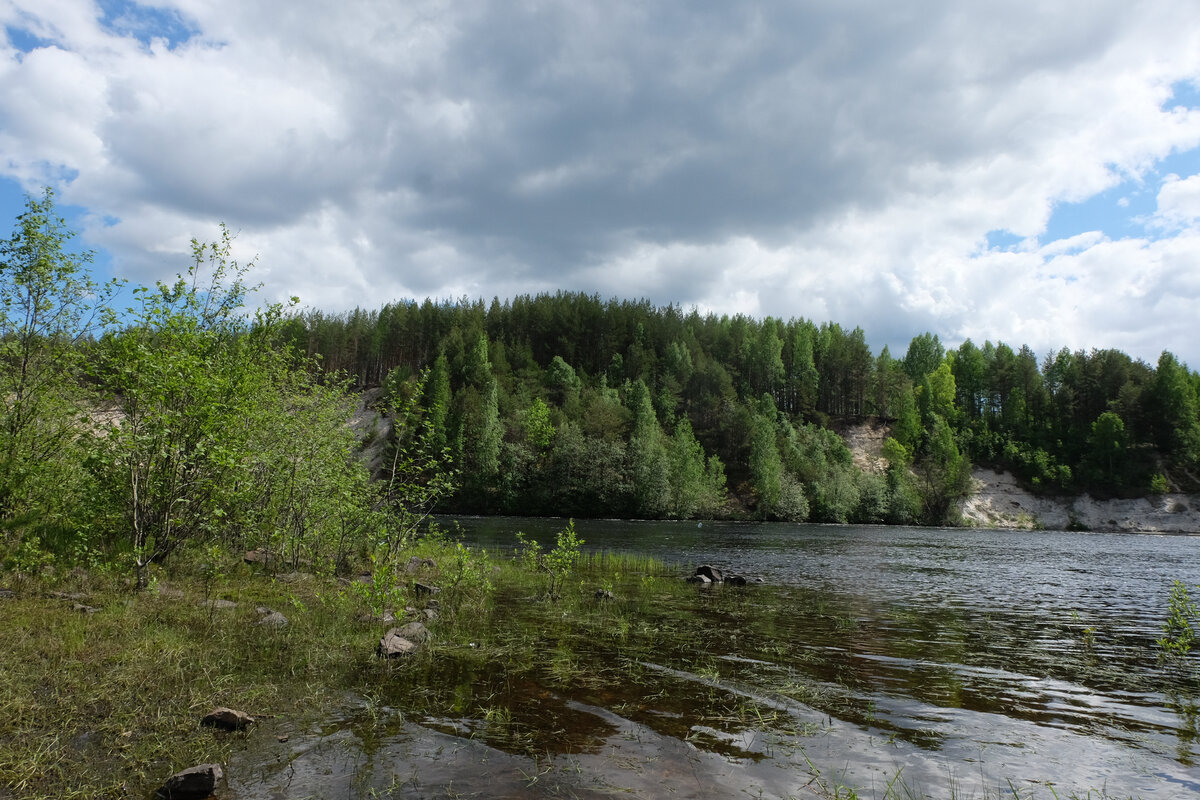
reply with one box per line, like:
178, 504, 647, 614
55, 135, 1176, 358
0, 535, 682, 798
0, 563, 379, 798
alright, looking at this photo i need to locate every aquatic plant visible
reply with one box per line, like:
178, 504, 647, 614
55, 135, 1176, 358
1158, 579, 1198, 664
513, 519, 585, 600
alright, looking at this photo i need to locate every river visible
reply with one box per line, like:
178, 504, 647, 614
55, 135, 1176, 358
229, 520, 1200, 799
452, 518, 1200, 797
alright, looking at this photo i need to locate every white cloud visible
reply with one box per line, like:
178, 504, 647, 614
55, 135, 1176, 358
1, 0, 1200, 363
1156, 172, 1200, 230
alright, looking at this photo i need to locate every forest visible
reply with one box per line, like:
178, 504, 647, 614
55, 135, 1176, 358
3, 188, 1200, 588
281, 279, 1200, 525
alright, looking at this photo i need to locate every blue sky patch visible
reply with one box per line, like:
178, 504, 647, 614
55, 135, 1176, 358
1039, 144, 1200, 245
5, 25, 56, 53
1164, 79, 1200, 111
97, 0, 198, 50
984, 229, 1023, 251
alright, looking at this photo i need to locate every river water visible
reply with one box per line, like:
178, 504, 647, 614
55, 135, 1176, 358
453, 518, 1200, 797
229, 520, 1200, 799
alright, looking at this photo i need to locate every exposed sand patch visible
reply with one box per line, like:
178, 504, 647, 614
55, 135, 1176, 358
959, 468, 1200, 533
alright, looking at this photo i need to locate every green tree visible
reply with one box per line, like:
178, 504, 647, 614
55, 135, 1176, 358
918, 415, 970, 523
666, 418, 727, 518
0, 189, 119, 527
93, 227, 284, 587
920, 360, 958, 424
423, 351, 452, 454
523, 397, 556, 451
1087, 411, 1127, 487
628, 379, 670, 517
546, 355, 582, 408
1153, 352, 1200, 465
903, 332, 945, 384
748, 400, 783, 517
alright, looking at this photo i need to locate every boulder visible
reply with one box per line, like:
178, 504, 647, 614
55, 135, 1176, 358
413, 581, 440, 596
254, 607, 289, 627
206, 599, 237, 610
72, 602, 99, 614
694, 565, 723, 583
686, 573, 712, 585
395, 621, 430, 642
157, 763, 224, 799
377, 628, 420, 658
725, 575, 748, 587
243, 548, 273, 567
405, 556, 438, 574
201, 707, 255, 731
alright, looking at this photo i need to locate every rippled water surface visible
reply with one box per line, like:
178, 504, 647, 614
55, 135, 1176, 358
231, 521, 1200, 799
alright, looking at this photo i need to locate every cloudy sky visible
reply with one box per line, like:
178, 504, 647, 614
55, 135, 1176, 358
2, 0, 1200, 365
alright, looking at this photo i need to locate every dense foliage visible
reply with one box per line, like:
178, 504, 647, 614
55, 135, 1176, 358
0, 192, 450, 588
280, 289, 1200, 523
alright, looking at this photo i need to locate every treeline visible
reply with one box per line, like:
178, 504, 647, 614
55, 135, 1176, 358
279, 291, 1200, 522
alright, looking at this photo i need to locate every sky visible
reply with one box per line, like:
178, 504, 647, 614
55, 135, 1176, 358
2, 1, 1200, 367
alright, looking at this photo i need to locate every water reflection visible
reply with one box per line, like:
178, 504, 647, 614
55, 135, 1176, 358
449, 519, 1200, 793
225, 520, 1200, 798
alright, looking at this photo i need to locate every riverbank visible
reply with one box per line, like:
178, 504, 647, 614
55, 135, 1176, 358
6, 520, 1197, 799
958, 467, 1200, 533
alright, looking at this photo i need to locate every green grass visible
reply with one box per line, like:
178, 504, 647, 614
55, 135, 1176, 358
0, 544, 459, 799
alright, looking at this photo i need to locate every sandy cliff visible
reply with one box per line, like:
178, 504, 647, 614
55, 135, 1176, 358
958, 468, 1200, 533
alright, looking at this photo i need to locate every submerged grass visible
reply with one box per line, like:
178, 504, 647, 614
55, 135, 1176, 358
0, 532, 1161, 800
0, 538, 701, 799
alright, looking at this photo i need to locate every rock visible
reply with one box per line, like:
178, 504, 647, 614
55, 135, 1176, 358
694, 565, 723, 583
395, 621, 430, 642
72, 602, 99, 614
413, 581, 440, 596
157, 763, 224, 799
405, 556, 438, 574
378, 628, 420, 658
255, 607, 289, 627
422, 607, 438, 621
206, 599, 238, 610
686, 573, 712, 585
594, 589, 615, 600
48, 591, 88, 601
201, 707, 255, 731
0, 588, 13, 599
243, 548, 273, 567
725, 575, 748, 586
